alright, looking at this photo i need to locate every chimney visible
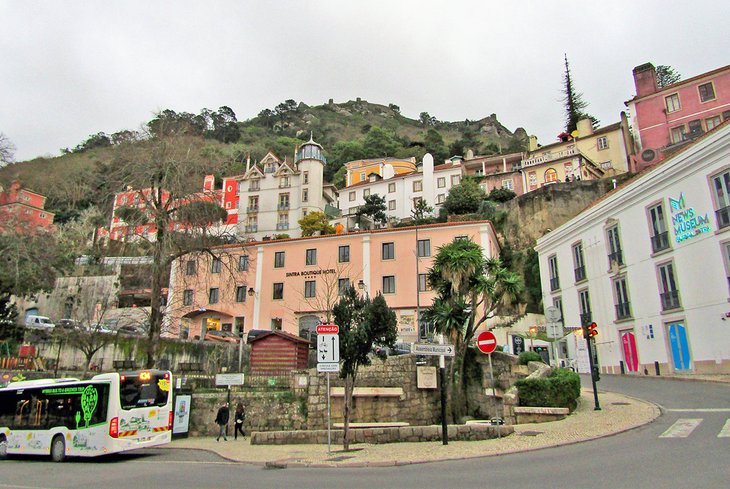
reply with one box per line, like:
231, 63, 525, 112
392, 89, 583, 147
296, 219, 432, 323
577, 118, 593, 137
528, 135, 539, 152
633, 63, 658, 97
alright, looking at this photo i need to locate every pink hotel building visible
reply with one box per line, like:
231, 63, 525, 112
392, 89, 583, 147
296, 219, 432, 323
166, 220, 500, 343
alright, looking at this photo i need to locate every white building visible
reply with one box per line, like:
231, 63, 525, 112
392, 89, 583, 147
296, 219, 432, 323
236, 136, 337, 240
535, 123, 730, 376
337, 153, 462, 226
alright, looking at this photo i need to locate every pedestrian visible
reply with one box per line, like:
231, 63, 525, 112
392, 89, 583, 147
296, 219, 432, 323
215, 402, 229, 441
234, 402, 246, 440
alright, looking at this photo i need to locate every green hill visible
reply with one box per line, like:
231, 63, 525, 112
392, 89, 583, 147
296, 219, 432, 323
0, 99, 529, 223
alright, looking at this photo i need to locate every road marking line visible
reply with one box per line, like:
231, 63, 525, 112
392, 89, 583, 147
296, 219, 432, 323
659, 418, 702, 438
719, 420, 730, 438
666, 408, 730, 412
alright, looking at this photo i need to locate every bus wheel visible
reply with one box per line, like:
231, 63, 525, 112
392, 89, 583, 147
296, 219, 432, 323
0, 435, 7, 460
50, 435, 66, 462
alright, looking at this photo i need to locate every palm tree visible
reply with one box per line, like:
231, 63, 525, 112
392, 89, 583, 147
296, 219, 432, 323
423, 240, 523, 422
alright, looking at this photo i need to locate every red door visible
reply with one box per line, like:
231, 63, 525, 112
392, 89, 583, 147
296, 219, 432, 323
621, 331, 639, 373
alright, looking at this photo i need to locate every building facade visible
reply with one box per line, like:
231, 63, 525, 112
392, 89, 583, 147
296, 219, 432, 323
626, 62, 730, 171
0, 181, 54, 233
345, 157, 417, 187
167, 220, 500, 343
535, 123, 730, 375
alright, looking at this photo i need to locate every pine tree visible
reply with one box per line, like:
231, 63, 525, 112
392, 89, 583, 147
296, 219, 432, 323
563, 54, 599, 134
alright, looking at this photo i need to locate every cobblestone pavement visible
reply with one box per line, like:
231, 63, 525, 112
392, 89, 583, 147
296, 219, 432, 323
167, 389, 660, 468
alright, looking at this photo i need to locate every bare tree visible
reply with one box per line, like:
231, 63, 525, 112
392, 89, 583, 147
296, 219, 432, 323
0, 133, 15, 167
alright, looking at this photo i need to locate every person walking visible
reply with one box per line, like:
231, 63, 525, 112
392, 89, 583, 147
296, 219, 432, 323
234, 402, 246, 440
215, 402, 229, 441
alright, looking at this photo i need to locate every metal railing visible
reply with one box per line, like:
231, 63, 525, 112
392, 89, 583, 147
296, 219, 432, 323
245, 225, 258, 233
574, 265, 586, 282
246, 206, 259, 213
278, 203, 290, 210
651, 232, 670, 253
660, 290, 681, 311
615, 301, 631, 320
549, 277, 560, 291
608, 250, 624, 267
276, 223, 289, 230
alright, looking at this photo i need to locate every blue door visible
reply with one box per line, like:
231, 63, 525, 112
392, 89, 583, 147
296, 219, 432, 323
668, 322, 691, 371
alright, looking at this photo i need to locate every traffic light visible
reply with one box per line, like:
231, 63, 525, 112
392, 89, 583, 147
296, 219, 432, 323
587, 322, 598, 338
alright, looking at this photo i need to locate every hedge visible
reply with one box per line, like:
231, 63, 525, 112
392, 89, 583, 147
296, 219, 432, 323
518, 351, 543, 365
514, 368, 581, 410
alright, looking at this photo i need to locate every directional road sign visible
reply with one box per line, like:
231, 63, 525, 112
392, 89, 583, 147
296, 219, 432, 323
318, 333, 340, 363
476, 331, 497, 354
413, 343, 455, 356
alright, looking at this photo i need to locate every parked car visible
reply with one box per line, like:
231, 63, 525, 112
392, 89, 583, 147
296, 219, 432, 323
116, 325, 147, 336
25, 315, 55, 331
57, 319, 82, 330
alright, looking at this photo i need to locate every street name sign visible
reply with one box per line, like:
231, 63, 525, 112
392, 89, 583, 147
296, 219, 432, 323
215, 373, 245, 386
317, 362, 340, 373
413, 343, 455, 356
476, 331, 497, 354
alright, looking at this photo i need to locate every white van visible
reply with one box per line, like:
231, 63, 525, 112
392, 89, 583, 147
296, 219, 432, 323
25, 315, 55, 331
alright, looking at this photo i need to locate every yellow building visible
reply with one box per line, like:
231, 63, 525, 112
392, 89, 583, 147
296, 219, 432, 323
345, 157, 417, 186
519, 115, 635, 191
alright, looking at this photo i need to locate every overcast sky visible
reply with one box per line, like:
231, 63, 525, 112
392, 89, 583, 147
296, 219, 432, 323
2, 0, 728, 162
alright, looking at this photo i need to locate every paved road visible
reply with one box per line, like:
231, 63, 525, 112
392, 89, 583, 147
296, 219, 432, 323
2, 375, 728, 489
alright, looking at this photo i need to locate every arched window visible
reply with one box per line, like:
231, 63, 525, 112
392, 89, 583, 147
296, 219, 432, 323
545, 168, 558, 183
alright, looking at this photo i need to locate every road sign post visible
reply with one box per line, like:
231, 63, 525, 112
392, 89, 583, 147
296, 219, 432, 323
476, 331, 501, 436
316, 324, 340, 454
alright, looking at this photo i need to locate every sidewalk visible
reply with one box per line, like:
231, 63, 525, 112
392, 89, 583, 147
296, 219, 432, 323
167, 389, 660, 468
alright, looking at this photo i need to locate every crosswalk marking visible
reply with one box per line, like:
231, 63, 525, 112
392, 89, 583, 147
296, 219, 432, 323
659, 418, 703, 438
719, 420, 730, 438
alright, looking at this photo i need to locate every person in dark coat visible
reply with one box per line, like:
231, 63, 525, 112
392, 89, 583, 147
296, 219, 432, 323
215, 402, 229, 441
234, 402, 246, 440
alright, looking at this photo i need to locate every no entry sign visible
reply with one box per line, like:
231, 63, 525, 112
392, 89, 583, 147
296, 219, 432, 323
476, 331, 497, 354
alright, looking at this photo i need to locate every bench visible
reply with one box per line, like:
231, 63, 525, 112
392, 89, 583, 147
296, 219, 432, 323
513, 406, 569, 424
329, 387, 404, 398
113, 360, 137, 370
332, 422, 410, 429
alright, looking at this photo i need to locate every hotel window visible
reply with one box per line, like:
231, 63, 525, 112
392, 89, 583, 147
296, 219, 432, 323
271, 318, 283, 330
706, 115, 722, 131
248, 196, 258, 211
670, 125, 686, 145
502, 180, 513, 190
382, 275, 395, 294
572, 243, 586, 282
710, 169, 730, 229
278, 193, 290, 210
211, 257, 222, 274
306, 248, 317, 266
437, 177, 446, 188
413, 180, 423, 192
236, 286, 247, 303
185, 260, 197, 276
183, 289, 193, 306
721, 241, 730, 294
388, 200, 396, 210
418, 273, 431, 292
454, 235, 469, 242
238, 255, 249, 271
545, 168, 558, 183
277, 213, 289, 230
249, 180, 260, 191
698, 82, 716, 102
225, 202, 231, 209
648, 203, 670, 253
338, 245, 350, 263
451, 175, 460, 186
364, 188, 370, 198
209, 288, 219, 304
613, 277, 631, 320
303, 171, 309, 184
273, 282, 284, 300
274, 251, 285, 268
349, 191, 356, 201
597, 136, 609, 150
302, 189, 309, 202
338, 278, 350, 296
382, 242, 395, 260
359, 171, 365, 181
578, 289, 592, 325
388, 182, 396, 193
658, 261, 681, 311
436, 194, 445, 204
548, 254, 559, 291
665, 93, 681, 113
606, 225, 624, 268
304, 280, 317, 298
417, 239, 431, 257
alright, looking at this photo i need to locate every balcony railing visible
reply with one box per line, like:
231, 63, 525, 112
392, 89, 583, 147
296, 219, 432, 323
276, 223, 289, 230
660, 290, 681, 311
549, 277, 560, 291
650, 232, 670, 253
248, 185, 260, 191
279, 182, 291, 188
246, 206, 259, 213
608, 250, 624, 268
245, 225, 258, 233
615, 301, 631, 320
278, 203, 290, 210
574, 265, 586, 282
716, 206, 730, 229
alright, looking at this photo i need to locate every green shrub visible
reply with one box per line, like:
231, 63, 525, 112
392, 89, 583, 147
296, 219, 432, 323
518, 351, 543, 365
515, 368, 581, 410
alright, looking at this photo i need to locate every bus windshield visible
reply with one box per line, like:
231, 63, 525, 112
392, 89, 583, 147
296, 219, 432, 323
119, 371, 170, 410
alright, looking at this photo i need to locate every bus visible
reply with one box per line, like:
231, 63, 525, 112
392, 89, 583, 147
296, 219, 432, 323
0, 369, 173, 462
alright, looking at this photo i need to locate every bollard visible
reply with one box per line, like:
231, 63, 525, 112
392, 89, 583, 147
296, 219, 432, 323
619, 361, 625, 375
654, 361, 661, 376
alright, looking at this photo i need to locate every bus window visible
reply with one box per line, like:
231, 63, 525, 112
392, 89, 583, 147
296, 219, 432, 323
120, 372, 169, 410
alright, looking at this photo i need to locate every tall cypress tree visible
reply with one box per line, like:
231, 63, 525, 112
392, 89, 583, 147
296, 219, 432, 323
563, 54, 599, 134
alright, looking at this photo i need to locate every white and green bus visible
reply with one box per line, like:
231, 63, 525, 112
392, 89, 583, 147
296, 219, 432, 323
0, 370, 173, 461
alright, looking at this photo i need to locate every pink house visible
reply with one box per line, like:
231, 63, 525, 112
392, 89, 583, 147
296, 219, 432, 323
626, 63, 730, 171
